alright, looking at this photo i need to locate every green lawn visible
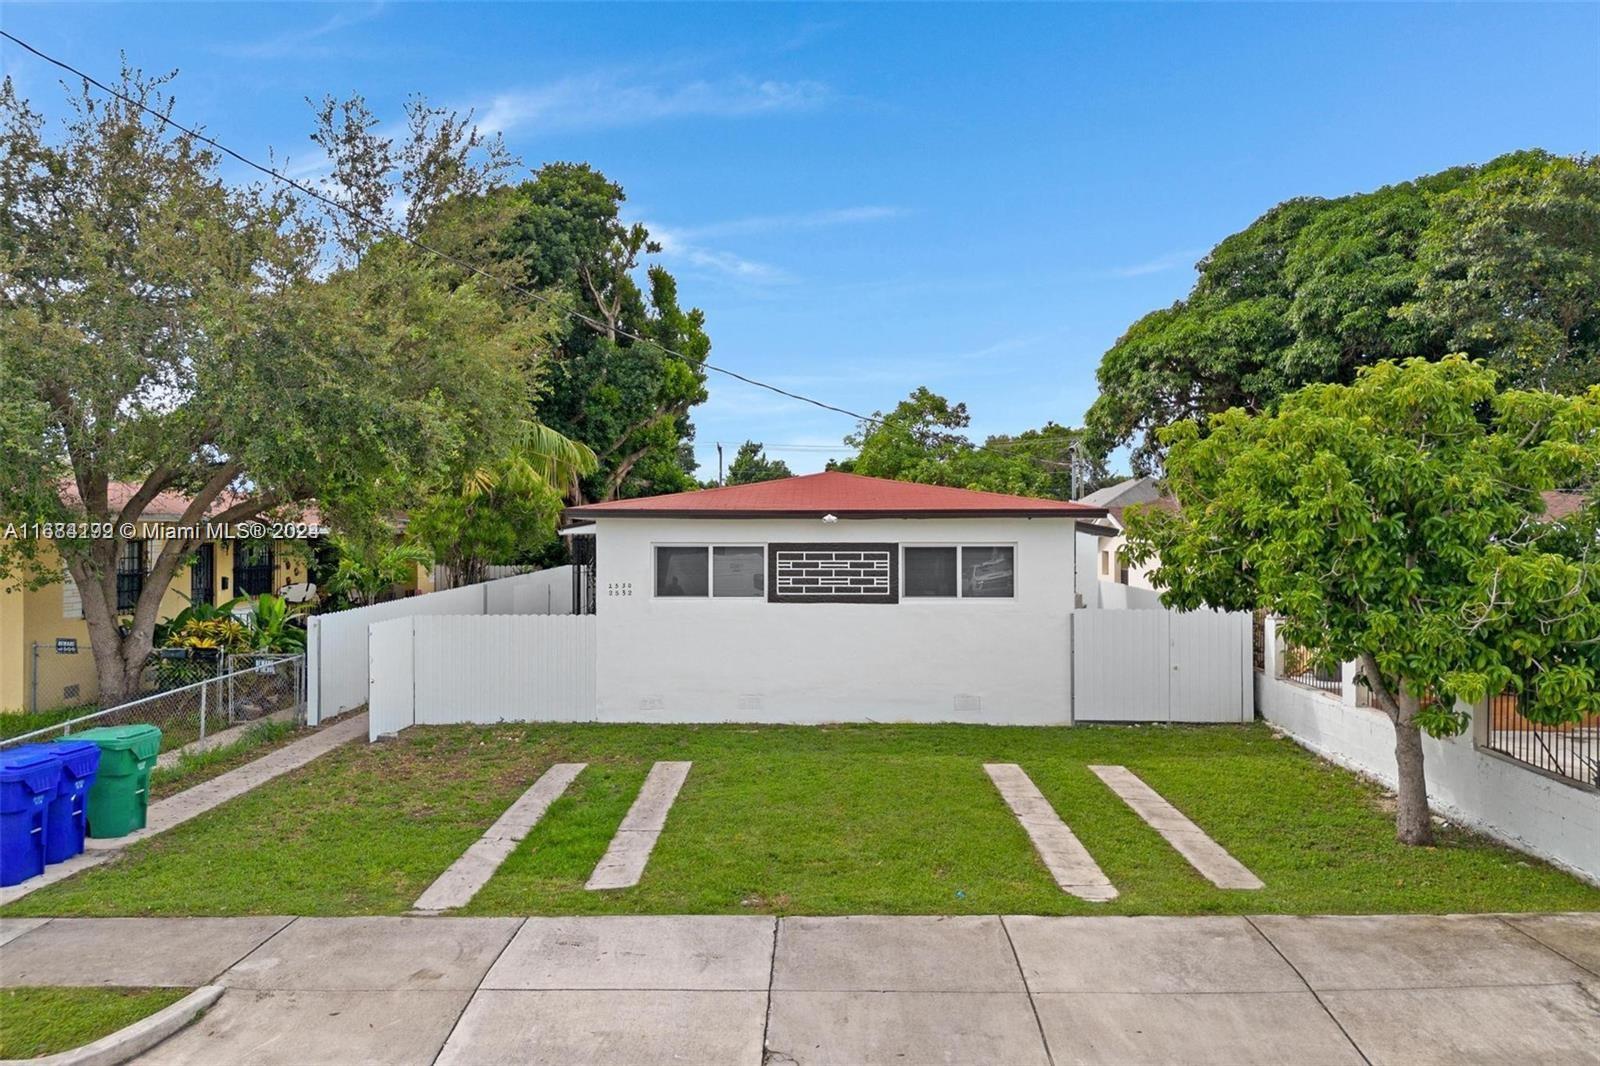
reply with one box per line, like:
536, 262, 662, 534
0, 704, 96, 740
0, 987, 189, 1059
5, 723, 1597, 918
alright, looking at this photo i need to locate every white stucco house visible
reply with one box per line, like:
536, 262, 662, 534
562, 471, 1109, 725
1076, 476, 1175, 594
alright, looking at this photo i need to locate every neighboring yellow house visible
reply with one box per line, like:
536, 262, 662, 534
1, 484, 320, 714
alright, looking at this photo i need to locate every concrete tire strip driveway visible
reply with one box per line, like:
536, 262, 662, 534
987, 761, 1265, 901
2, 912, 1595, 1065
413, 762, 586, 913
984, 763, 1118, 902
585, 760, 691, 891
1089, 763, 1264, 890
0, 712, 370, 907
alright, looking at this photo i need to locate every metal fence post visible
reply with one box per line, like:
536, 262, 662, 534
30, 643, 39, 715
199, 678, 208, 743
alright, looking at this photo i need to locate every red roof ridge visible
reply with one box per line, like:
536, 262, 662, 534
565, 470, 1108, 519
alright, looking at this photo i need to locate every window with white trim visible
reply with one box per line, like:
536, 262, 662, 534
903, 545, 1015, 598
655, 545, 765, 598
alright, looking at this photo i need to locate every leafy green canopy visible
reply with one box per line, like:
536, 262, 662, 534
1126, 357, 1600, 734
1088, 150, 1600, 470
0, 68, 542, 699
492, 163, 711, 502
838, 387, 1106, 497
724, 441, 793, 486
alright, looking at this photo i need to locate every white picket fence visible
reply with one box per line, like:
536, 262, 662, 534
307, 566, 575, 724
369, 614, 597, 739
1072, 608, 1253, 723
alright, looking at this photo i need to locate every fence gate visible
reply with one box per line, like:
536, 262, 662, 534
1072, 609, 1253, 723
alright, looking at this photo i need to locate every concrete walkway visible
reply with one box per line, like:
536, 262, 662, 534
1, 912, 1594, 1064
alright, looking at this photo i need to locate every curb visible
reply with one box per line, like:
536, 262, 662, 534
0, 985, 223, 1066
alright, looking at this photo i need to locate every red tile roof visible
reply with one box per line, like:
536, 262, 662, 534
60, 481, 323, 527
1541, 490, 1589, 522
564, 471, 1108, 520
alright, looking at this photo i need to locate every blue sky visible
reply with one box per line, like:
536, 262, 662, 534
4, 3, 1597, 475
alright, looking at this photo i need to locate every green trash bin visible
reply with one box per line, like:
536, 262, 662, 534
75, 725, 162, 838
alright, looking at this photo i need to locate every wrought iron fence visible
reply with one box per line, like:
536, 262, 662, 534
1279, 641, 1342, 694
1484, 692, 1600, 789
3, 654, 305, 755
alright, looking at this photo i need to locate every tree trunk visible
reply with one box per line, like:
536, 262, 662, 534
1359, 652, 1434, 845
1392, 703, 1435, 846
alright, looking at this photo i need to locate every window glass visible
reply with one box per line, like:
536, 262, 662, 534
655, 546, 709, 597
961, 546, 1014, 598
904, 546, 958, 597
712, 546, 764, 597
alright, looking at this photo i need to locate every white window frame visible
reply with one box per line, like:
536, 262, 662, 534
652, 543, 768, 600
900, 543, 1017, 601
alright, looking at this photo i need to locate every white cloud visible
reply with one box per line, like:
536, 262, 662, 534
637, 205, 900, 285
1108, 248, 1205, 279
646, 223, 790, 284
476, 71, 830, 136
215, 2, 388, 60
674, 205, 905, 240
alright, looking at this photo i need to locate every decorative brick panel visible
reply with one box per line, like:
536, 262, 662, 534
768, 543, 898, 604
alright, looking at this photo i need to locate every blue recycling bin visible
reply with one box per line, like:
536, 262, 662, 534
4, 741, 102, 864
0, 747, 61, 887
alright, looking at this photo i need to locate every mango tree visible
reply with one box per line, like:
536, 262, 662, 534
1124, 357, 1600, 844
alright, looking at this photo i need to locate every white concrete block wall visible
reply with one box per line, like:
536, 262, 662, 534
1258, 619, 1600, 884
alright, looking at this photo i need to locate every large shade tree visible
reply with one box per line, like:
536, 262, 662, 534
838, 387, 1104, 498
0, 68, 545, 703
1124, 357, 1600, 843
494, 163, 711, 502
1087, 150, 1600, 470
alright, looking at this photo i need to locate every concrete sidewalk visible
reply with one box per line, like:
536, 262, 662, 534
0, 912, 1595, 1064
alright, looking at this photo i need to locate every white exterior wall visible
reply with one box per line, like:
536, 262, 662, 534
1095, 524, 1159, 591
1258, 618, 1600, 884
1074, 532, 1100, 609
592, 515, 1079, 724
1096, 581, 1164, 610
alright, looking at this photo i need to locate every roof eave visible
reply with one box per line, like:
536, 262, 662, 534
562, 506, 1109, 520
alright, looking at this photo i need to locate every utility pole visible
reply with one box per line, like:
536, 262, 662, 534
1070, 438, 1083, 499
716, 443, 724, 486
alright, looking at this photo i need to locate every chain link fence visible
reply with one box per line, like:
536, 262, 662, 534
3, 653, 305, 755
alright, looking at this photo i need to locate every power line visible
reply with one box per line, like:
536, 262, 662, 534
1, 31, 1102, 482
0, 30, 882, 427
